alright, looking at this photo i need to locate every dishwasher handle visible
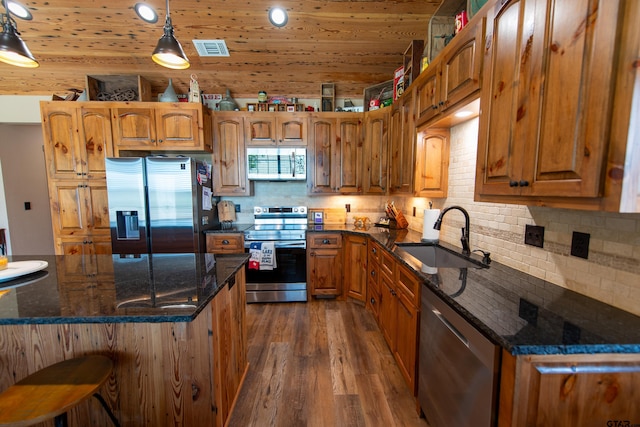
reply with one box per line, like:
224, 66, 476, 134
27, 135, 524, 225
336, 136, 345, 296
432, 308, 470, 348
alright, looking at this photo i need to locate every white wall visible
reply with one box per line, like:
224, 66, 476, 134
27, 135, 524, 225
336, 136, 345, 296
0, 124, 54, 255
0, 96, 50, 124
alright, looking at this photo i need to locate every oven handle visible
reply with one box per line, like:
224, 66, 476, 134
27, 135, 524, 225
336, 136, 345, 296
244, 241, 307, 249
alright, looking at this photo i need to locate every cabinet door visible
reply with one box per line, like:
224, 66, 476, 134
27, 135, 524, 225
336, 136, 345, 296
344, 234, 367, 302
277, 114, 307, 146
49, 180, 110, 237
378, 273, 397, 349
394, 290, 418, 394
308, 117, 336, 194
41, 105, 83, 180
56, 236, 112, 273
245, 114, 277, 146
111, 107, 157, 149
334, 115, 363, 193
206, 233, 245, 254
389, 91, 416, 194
79, 108, 113, 180
415, 62, 441, 124
415, 126, 449, 198
439, 18, 484, 113
154, 105, 202, 150
213, 113, 250, 196
308, 248, 342, 297
529, 0, 621, 197
362, 107, 389, 194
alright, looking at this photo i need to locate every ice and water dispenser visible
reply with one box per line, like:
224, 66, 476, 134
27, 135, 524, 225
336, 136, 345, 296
116, 211, 141, 240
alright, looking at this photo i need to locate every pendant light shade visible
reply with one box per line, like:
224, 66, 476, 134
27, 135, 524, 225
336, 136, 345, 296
0, 9, 38, 68
151, 0, 189, 70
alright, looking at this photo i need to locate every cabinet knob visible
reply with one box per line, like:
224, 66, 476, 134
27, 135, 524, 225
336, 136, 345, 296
509, 180, 518, 187
222, 239, 229, 245
322, 239, 330, 244
151, 139, 156, 143
391, 289, 397, 296
371, 248, 377, 254
519, 180, 530, 187
370, 270, 376, 277
432, 105, 438, 110
370, 297, 376, 305
158, 139, 163, 143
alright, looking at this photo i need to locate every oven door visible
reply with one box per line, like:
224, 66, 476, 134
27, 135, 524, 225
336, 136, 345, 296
244, 240, 307, 303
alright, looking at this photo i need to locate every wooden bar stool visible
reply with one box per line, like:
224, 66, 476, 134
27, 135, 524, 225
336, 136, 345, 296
0, 355, 119, 427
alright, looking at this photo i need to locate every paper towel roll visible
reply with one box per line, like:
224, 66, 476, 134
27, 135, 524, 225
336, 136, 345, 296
422, 209, 441, 242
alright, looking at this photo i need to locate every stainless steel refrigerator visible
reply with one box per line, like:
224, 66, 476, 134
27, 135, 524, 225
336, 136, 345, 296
105, 156, 218, 254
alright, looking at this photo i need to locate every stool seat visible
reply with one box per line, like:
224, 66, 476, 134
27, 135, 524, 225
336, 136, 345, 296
0, 355, 114, 426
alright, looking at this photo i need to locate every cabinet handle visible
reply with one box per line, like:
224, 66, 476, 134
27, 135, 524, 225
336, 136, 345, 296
158, 139, 163, 143
370, 270, 376, 277
519, 180, 530, 187
509, 180, 530, 187
76, 173, 82, 176
222, 239, 229, 245
371, 248, 377, 254
509, 180, 518, 187
151, 139, 156, 143
432, 105, 438, 110
322, 239, 330, 244
390, 289, 397, 296
370, 297, 376, 305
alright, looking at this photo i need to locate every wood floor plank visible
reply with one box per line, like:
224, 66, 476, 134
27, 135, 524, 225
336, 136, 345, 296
227, 299, 429, 427
326, 308, 358, 395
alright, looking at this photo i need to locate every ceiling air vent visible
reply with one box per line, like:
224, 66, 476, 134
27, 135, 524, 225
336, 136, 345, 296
192, 40, 230, 57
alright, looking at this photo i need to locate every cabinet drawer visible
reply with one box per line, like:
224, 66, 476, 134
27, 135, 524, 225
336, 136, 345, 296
380, 249, 395, 279
368, 239, 382, 264
396, 263, 420, 307
206, 233, 244, 253
308, 233, 342, 249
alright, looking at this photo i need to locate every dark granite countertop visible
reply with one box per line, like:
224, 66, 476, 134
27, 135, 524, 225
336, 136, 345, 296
203, 223, 253, 233
310, 225, 640, 355
0, 253, 249, 325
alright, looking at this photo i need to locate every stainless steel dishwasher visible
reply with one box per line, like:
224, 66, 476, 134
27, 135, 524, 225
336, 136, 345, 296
419, 287, 500, 427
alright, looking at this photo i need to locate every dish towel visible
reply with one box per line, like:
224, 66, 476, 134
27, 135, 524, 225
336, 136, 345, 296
248, 242, 277, 270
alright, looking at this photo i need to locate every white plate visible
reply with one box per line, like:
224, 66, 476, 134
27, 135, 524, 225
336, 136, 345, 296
0, 260, 49, 283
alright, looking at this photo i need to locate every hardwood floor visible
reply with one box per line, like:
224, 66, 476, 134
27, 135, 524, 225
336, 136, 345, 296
227, 299, 429, 427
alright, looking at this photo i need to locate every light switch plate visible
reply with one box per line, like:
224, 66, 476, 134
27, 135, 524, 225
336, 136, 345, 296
314, 212, 323, 224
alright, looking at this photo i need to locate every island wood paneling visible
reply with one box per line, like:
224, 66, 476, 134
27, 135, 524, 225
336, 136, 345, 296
0, 305, 219, 426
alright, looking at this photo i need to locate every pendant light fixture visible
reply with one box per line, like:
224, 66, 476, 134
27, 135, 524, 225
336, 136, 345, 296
151, 0, 189, 69
0, 1, 38, 68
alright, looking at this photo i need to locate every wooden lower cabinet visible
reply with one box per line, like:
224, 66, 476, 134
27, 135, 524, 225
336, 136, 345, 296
376, 247, 420, 395
366, 239, 382, 319
499, 351, 640, 426
307, 233, 343, 298
343, 234, 368, 302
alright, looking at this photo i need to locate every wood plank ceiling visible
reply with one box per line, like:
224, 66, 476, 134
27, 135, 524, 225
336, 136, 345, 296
0, 0, 441, 100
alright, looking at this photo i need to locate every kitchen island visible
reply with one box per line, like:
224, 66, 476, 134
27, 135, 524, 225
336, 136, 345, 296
0, 253, 249, 427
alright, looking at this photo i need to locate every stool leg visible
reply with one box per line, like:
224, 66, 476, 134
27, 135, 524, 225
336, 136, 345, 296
54, 412, 68, 427
92, 393, 120, 427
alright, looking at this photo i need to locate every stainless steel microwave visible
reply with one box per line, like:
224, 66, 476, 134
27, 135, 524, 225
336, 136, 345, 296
246, 147, 306, 181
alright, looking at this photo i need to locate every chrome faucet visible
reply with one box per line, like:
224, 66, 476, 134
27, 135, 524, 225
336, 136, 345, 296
433, 206, 471, 256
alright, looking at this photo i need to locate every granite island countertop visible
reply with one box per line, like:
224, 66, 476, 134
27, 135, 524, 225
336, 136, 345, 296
0, 253, 249, 325
309, 225, 640, 355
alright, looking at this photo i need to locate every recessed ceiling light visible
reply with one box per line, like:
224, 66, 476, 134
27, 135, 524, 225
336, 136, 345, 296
3, 1, 32, 20
135, 3, 158, 23
269, 7, 288, 27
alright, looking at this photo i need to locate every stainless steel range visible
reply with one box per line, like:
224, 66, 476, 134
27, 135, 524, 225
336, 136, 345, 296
243, 206, 307, 303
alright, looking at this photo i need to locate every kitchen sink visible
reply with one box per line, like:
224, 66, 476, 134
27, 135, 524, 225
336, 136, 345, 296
395, 243, 487, 269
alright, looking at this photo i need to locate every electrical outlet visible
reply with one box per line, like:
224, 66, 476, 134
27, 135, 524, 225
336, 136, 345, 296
524, 224, 544, 248
571, 231, 590, 259
234, 204, 241, 213
345, 204, 351, 213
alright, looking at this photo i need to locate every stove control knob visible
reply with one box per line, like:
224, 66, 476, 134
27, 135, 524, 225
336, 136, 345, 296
299, 207, 306, 213
255, 207, 262, 213
293, 207, 298, 212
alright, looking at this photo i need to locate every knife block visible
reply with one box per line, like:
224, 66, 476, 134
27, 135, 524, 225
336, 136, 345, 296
387, 211, 409, 229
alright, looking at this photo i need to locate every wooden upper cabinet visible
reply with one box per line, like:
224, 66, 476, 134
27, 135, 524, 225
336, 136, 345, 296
476, 0, 623, 200
389, 90, 416, 194
245, 113, 306, 146
335, 115, 363, 193
112, 103, 212, 153
362, 107, 389, 194
414, 126, 449, 198
212, 112, 250, 196
414, 17, 484, 126
308, 113, 363, 194
41, 104, 113, 180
